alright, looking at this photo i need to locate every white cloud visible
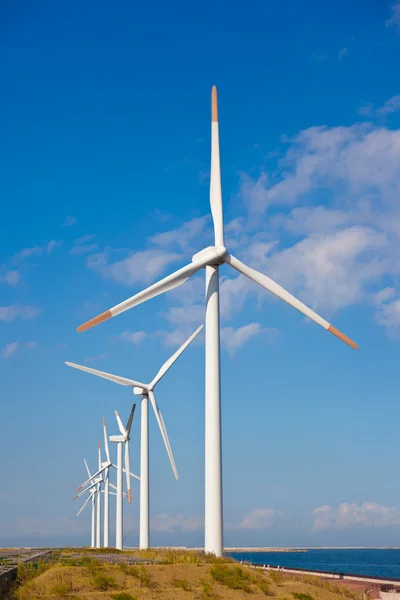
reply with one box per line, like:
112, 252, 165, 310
338, 48, 348, 60
118, 331, 147, 345
313, 502, 400, 530
149, 215, 210, 253
1, 342, 18, 359
221, 323, 278, 356
83, 353, 109, 365
151, 513, 203, 533
1, 341, 38, 359
87, 248, 182, 286
0, 304, 41, 322
0, 269, 20, 286
239, 508, 283, 530
377, 95, 400, 118
14, 240, 62, 260
15, 515, 86, 535
62, 216, 77, 227
386, 1, 400, 28
70, 234, 98, 255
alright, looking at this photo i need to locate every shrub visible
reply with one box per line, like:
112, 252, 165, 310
210, 564, 253, 593
258, 580, 273, 595
269, 569, 284, 584
200, 577, 220, 599
91, 570, 117, 590
111, 593, 138, 600
128, 565, 156, 589
171, 577, 192, 591
50, 582, 73, 597
292, 593, 314, 600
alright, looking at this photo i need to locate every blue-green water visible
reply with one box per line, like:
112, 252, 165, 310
227, 549, 400, 580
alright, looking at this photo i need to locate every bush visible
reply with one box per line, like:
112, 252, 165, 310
269, 569, 284, 584
200, 577, 220, 599
50, 582, 73, 597
210, 564, 253, 593
292, 593, 314, 600
111, 593, 138, 600
91, 570, 117, 590
258, 580, 273, 595
128, 565, 156, 589
171, 577, 192, 591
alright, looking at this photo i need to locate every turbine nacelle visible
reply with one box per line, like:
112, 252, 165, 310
192, 245, 226, 266
133, 386, 147, 395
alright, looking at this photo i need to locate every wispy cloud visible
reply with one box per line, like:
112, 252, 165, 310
358, 95, 400, 120
386, 1, 400, 28
70, 234, 98, 255
1, 341, 38, 359
83, 354, 109, 365
239, 508, 284, 530
14, 240, 62, 260
0, 269, 20, 286
313, 502, 400, 530
0, 304, 41, 322
118, 331, 148, 345
221, 323, 278, 356
87, 248, 182, 286
151, 513, 203, 533
338, 47, 348, 60
1, 342, 18, 359
61, 216, 77, 228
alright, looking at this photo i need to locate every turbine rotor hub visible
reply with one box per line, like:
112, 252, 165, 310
192, 245, 226, 266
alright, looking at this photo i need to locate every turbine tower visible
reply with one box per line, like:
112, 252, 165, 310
74, 87, 358, 556
66, 325, 202, 549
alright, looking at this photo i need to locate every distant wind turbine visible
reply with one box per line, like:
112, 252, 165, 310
66, 324, 203, 549
74, 88, 358, 556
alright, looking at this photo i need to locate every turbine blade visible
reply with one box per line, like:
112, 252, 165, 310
84, 459, 91, 479
125, 403, 136, 438
210, 86, 224, 246
114, 411, 126, 436
75, 465, 107, 492
77, 491, 94, 516
148, 390, 178, 480
98, 440, 102, 470
65, 362, 147, 389
72, 481, 97, 500
111, 464, 140, 481
102, 416, 111, 463
150, 325, 203, 388
76, 257, 209, 332
124, 440, 132, 504
226, 253, 358, 350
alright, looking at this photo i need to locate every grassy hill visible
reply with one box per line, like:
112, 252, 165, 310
11, 549, 363, 600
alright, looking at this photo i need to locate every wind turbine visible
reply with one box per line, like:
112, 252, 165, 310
65, 324, 202, 549
75, 415, 139, 550
109, 404, 136, 550
73, 458, 100, 548
74, 87, 358, 556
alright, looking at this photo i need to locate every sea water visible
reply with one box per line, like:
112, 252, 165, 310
227, 549, 400, 579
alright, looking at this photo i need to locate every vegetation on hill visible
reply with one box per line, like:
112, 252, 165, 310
10, 549, 364, 600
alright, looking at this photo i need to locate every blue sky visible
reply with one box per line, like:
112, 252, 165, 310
1, 0, 400, 548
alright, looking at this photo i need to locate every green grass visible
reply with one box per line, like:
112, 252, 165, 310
111, 593, 138, 600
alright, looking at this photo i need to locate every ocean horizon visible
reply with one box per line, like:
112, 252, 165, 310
227, 548, 400, 580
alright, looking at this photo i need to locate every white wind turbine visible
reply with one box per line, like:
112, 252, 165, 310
75, 408, 139, 550
73, 458, 102, 548
74, 87, 358, 556
74, 468, 128, 548
109, 404, 136, 550
66, 324, 203, 549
